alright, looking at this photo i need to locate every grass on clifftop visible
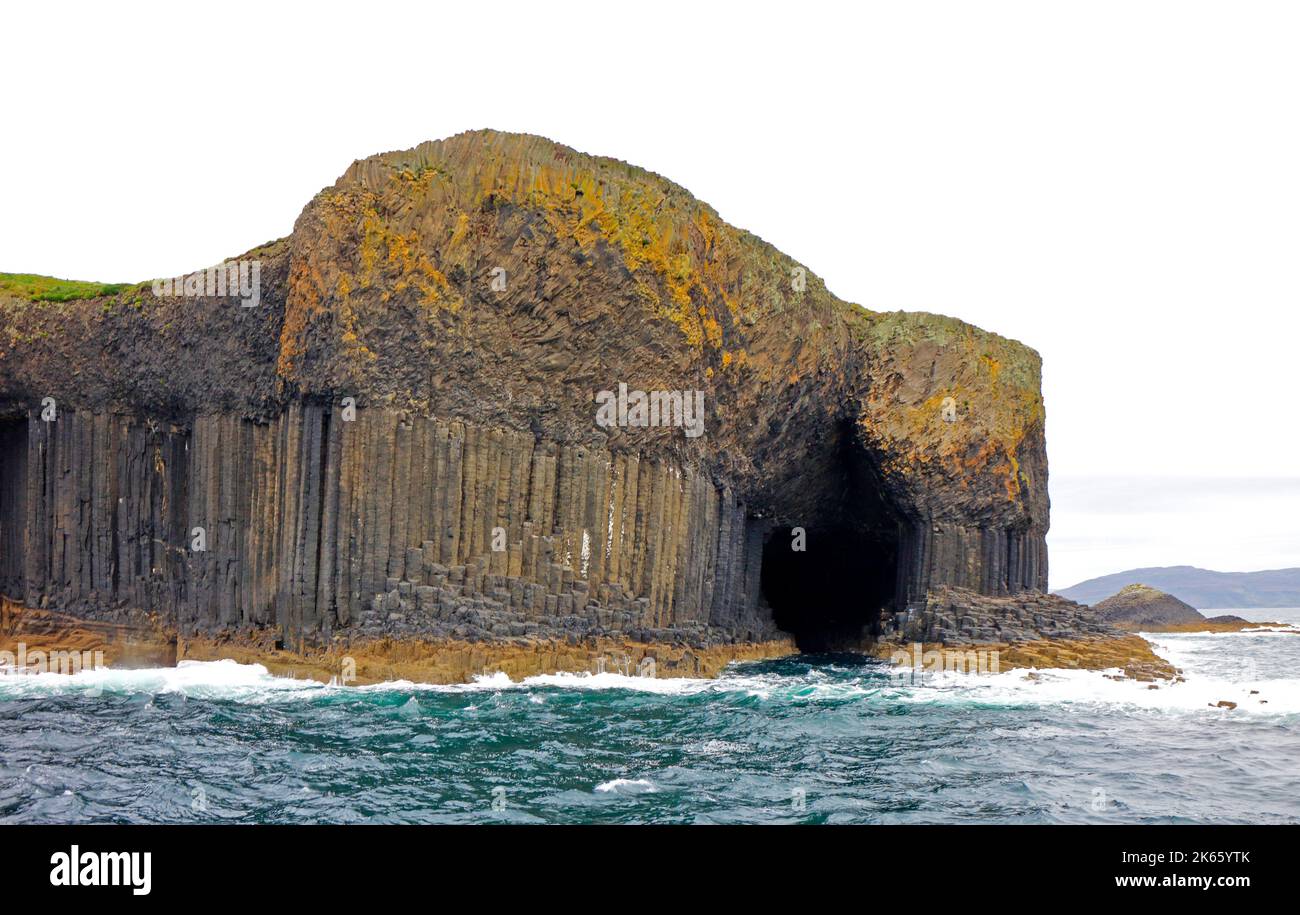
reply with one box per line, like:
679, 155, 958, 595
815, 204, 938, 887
0, 272, 130, 302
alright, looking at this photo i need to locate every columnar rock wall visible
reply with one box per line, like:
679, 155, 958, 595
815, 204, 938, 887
0, 417, 27, 597
7, 406, 778, 648
895, 520, 1048, 610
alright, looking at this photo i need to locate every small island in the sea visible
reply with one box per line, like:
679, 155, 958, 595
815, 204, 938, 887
1090, 583, 1274, 633
0, 130, 1172, 684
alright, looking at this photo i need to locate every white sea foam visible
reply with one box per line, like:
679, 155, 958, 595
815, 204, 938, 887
0, 658, 323, 701
686, 739, 753, 756
594, 778, 657, 795
891, 665, 1300, 715
371, 667, 769, 696
885, 627, 1300, 715
351, 669, 720, 695
1, 628, 1296, 716
514, 670, 714, 694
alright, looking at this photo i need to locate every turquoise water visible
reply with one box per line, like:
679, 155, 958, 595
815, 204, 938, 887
2, 612, 1298, 824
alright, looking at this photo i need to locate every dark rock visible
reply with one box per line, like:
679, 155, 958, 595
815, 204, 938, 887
1093, 584, 1206, 630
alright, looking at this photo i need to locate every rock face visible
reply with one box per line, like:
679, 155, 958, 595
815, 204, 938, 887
891, 586, 1115, 645
0, 130, 1058, 671
1093, 584, 1206, 630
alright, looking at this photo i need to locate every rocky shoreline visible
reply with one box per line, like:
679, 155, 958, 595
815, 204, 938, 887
0, 598, 795, 683
871, 635, 1177, 682
2, 597, 1177, 685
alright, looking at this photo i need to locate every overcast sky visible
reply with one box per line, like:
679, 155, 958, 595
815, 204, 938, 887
3, 1, 1296, 589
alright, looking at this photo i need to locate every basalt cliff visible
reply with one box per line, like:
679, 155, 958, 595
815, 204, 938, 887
0, 130, 1158, 683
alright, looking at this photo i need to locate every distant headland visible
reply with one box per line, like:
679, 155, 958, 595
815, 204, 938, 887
1057, 566, 1300, 609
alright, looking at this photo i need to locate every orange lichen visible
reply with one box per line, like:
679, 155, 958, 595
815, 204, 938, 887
277, 259, 324, 377
873, 341, 1043, 506
357, 212, 455, 310
308, 136, 822, 351
458, 153, 735, 348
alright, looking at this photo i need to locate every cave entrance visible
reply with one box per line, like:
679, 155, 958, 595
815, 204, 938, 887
0, 414, 28, 600
761, 523, 897, 652
757, 416, 902, 653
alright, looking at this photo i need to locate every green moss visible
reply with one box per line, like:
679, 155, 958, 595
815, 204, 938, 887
0, 272, 130, 303
849, 308, 1042, 389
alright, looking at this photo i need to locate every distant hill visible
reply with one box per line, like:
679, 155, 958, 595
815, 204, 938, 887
1055, 566, 1300, 609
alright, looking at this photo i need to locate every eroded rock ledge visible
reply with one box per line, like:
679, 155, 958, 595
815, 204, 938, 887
0, 129, 1151, 681
872, 587, 1176, 680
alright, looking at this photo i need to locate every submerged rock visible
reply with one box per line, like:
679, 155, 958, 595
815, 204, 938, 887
1206, 614, 1249, 625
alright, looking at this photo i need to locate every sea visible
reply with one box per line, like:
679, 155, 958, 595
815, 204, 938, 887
2, 609, 1297, 824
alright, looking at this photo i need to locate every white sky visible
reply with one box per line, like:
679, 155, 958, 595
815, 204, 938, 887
2, 1, 1296, 589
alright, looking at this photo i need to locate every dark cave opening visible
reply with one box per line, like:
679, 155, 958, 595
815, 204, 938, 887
761, 524, 898, 652
0, 414, 28, 600
758, 417, 903, 653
